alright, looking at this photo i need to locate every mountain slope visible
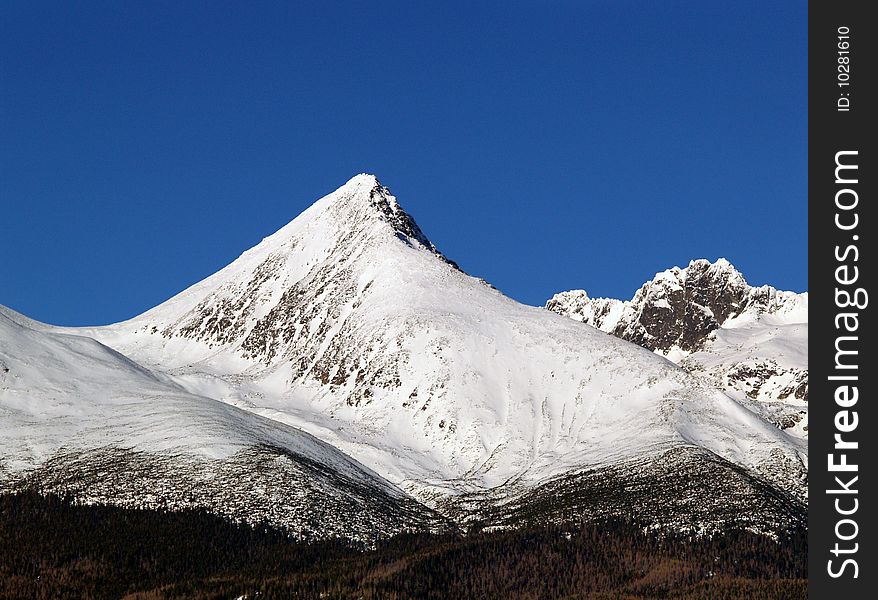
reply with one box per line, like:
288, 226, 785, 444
546, 259, 808, 438
2, 175, 807, 535
0, 306, 445, 541
69, 175, 806, 514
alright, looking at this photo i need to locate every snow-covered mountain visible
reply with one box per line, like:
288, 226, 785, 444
1, 175, 807, 536
546, 259, 808, 438
0, 306, 445, 541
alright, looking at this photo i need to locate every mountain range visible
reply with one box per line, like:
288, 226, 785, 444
546, 259, 808, 438
0, 175, 807, 540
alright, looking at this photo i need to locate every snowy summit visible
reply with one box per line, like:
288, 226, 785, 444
1, 175, 807, 537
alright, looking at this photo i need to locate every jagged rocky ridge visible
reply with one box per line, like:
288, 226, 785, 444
1, 175, 807, 537
545, 259, 805, 354
546, 259, 808, 438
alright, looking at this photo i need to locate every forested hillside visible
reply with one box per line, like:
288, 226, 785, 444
0, 492, 806, 599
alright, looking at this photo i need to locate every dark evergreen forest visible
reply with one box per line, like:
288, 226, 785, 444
0, 492, 806, 599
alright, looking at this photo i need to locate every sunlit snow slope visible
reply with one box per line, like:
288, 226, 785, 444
0, 306, 444, 541
74, 175, 806, 504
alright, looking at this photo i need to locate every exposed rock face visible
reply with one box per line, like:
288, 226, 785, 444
547, 259, 804, 354
546, 259, 809, 439
686, 359, 809, 405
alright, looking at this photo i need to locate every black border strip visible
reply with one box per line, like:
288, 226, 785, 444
809, 1, 875, 596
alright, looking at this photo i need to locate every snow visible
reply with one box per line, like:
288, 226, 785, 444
2, 174, 807, 513
0, 305, 405, 497
682, 318, 808, 439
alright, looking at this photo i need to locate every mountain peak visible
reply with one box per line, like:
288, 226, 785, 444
319, 174, 440, 256
120, 174, 461, 362
683, 257, 746, 283
343, 172, 380, 186
31, 178, 805, 532
547, 258, 805, 355
331, 173, 384, 209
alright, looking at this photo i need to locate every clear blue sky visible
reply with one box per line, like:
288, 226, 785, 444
1, 1, 806, 326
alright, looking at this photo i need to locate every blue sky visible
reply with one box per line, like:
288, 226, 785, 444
1, 1, 806, 326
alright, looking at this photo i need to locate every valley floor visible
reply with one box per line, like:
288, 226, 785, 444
0, 492, 806, 600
